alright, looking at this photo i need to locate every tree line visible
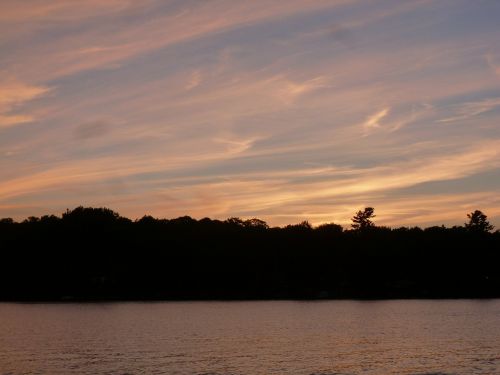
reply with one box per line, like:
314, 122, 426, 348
0, 206, 498, 300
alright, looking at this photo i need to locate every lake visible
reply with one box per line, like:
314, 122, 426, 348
1, 300, 499, 374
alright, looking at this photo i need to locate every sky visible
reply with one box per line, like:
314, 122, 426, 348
1, 0, 500, 228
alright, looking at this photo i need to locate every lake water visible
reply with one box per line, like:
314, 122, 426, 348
1, 300, 499, 375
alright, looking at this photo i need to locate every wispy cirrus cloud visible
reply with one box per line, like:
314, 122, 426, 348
0, 80, 51, 128
438, 97, 500, 123
2, 139, 499, 224
362, 108, 390, 135
0, 0, 354, 82
0, 0, 144, 23
1, 0, 500, 227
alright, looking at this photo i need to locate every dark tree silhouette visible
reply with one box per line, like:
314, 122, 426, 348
1, 206, 499, 301
244, 218, 269, 229
62, 206, 121, 223
226, 217, 245, 226
465, 210, 494, 233
351, 207, 376, 230
285, 220, 313, 231
316, 223, 343, 234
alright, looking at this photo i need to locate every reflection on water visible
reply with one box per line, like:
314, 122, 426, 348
0, 300, 499, 374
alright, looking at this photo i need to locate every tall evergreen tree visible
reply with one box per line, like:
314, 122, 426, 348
351, 207, 376, 230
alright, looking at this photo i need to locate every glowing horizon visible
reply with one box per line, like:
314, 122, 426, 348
1, 0, 499, 227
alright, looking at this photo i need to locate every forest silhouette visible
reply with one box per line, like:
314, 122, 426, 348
0, 206, 499, 301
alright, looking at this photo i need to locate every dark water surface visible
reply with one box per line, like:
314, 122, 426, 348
1, 300, 499, 375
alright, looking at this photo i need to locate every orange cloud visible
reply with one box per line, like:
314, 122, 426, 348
2, 1, 352, 82
363, 107, 390, 134
0, 80, 50, 128
1, 0, 499, 228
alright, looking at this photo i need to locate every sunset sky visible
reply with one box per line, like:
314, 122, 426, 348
1, 0, 500, 227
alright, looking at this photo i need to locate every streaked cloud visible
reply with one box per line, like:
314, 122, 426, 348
0, 80, 51, 128
362, 108, 390, 135
0, 0, 351, 82
438, 97, 500, 123
1, 0, 500, 227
